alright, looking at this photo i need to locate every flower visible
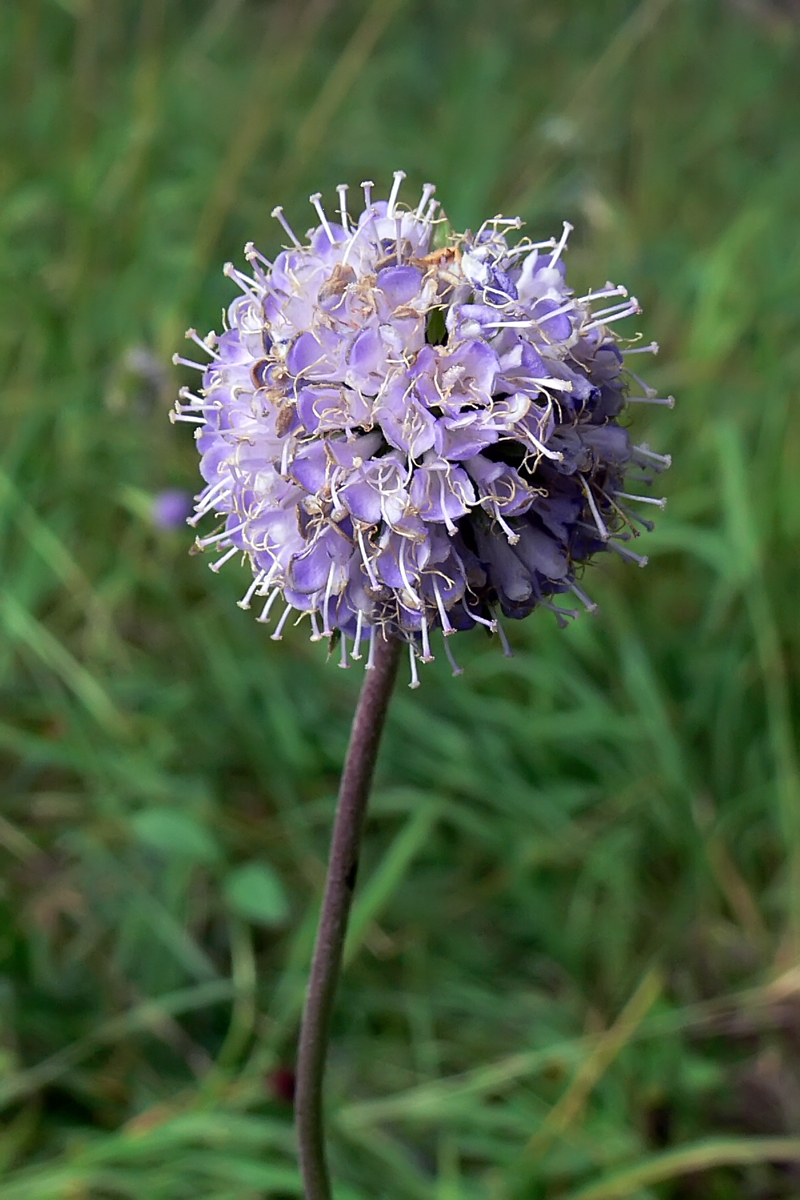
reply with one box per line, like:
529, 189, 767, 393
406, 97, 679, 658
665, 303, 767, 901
172, 173, 671, 685
152, 488, 193, 530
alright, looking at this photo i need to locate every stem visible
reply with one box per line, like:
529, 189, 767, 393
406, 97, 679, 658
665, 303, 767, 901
295, 632, 403, 1200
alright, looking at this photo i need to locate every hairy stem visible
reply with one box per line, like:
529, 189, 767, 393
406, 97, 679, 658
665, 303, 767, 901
295, 632, 403, 1200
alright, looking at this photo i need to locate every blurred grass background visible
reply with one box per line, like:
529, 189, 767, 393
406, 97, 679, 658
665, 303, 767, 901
2, 0, 800, 1195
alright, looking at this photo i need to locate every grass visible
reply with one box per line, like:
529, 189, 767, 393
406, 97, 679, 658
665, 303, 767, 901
2, 0, 800, 1195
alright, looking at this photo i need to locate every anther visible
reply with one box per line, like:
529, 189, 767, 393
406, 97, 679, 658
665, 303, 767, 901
271, 206, 301, 247
387, 170, 406, 220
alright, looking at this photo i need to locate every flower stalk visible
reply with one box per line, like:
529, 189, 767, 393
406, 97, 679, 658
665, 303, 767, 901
295, 632, 402, 1200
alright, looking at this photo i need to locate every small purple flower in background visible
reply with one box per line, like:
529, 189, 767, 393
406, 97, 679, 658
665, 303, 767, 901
152, 488, 193, 530
172, 173, 671, 685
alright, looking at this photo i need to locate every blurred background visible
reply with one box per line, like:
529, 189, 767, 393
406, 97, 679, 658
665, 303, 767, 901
2, 0, 800, 1196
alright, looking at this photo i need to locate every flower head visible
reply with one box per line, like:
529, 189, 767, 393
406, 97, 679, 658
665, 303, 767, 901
172, 174, 671, 684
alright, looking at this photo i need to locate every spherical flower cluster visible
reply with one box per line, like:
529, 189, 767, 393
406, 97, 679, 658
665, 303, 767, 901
172, 173, 671, 683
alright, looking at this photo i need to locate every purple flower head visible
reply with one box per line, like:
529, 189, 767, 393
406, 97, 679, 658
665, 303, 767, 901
172, 174, 671, 685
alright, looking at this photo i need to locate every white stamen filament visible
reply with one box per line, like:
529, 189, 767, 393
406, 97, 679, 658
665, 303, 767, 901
432, 577, 454, 635
270, 603, 294, 641
271, 206, 301, 248
185, 328, 220, 358
615, 491, 667, 508
491, 610, 514, 658
366, 628, 377, 670
577, 284, 628, 304
408, 642, 420, 689
195, 520, 245, 550
169, 411, 206, 424
463, 601, 496, 630
419, 617, 433, 664
336, 184, 350, 232
357, 527, 379, 589
361, 180, 374, 209
352, 610, 365, 659
581, 300, 641, 334
222, 263, 257, 294
309, 610, 322, 642
386, 170, 406, 219
256, 588, 281, 623
634, 445, 672, 468
209, 545, 239, 573
171, 354, 206, 372
443, 636, 463, 677
582, 480, 609, 540
237, 569, 267, 610
626, 394, 675, 407
570, 582, 598, 613
621, 341, 659, 355
549, 220, 573, 269
309, 192, 334, 242
339, 634, 350, 669
608, 539, 649, 568
415, 183, 436, 219
322, 563, 336, 637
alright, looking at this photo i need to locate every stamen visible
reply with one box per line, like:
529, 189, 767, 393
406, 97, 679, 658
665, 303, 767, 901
608, 539, 649, 568
443, 636, 463, 677
309, 192, 334, 242
270, 603, 294, 641
237, 569, 267, 610
634, 444, 672, 468
581, 299, 641, 334
244, 242, 272, 269
357, 527, 379, 589
339, 634, 350, 669
581, 479, 609, 540
415, 183, 436, 219
492, 610, 514, 658
615, 491, 667, 508
626, 394, 675, 407
386, 170, 406, 219
309, 609, 322, 642
171, 354, 206, 372
422, 198, 439, 225
256, 588, 281, 623
621, 341, 659, 355
322, 563, 336, 637
169, 410, 206, 424
361, 180, 374, 209
336, 184, 350, 232
570, 582, 598, 614
271, 205, 301, 248
494, 507, 520, 544
432, 577, 454, 635
209, 545, 239, 573
549, 220, 573, 269
185, 328, 219, 358
419, 617, 434, 664
395, 215, 403, 265
352, 610, 365, 659
408, 642, 420, 689
222, 262, 257, 294
577, 284, 628, 304
366, 627, 377, 670
463, 601, 496, 630
195, 520, 246, 550
625, 368, 657, 398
